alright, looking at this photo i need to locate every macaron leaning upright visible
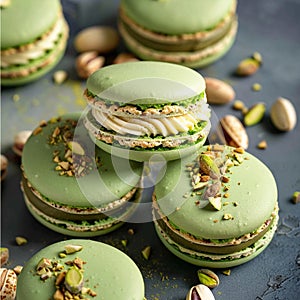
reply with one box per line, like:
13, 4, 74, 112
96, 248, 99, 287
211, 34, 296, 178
83, 61, 211, 162
119, 0, 238, 68
1, 0, 69, 86
16, 239, 145, 300
153, 145, 279, 268
21, 113, 144, 236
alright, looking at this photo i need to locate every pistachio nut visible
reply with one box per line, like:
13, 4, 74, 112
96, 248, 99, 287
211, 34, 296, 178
0, 248, 9, 266
1, 154, 8, 181
76, 51, 105, 79
12, 130, 32, 156
218, 115, 249, 149
64, 267, 84, 294
186, 284, 215, 300
0, 268, 17, 300
64, 244, 83, 254
208, 197, 222, 211
197, 269, 220, 288
74, 26, 119, 54
244, 102, 266, 126
67, 142, 85, 156
199, 154, 220, 179
270, 97, 297, 131
204, 77, 235, 105
113, 53, 139, 64
236, 58, 260, 76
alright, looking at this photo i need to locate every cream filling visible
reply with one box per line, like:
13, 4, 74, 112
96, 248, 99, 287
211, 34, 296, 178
1, 15, 65, 68
91, 108, 202, 137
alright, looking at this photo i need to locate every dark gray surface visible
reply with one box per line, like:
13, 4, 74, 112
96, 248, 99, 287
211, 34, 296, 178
1, 0, 300, 299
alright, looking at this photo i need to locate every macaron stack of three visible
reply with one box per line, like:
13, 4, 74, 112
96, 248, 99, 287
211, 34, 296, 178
83, 61, 211, 162
118, 0, 238, 68
1, 0, 69, 86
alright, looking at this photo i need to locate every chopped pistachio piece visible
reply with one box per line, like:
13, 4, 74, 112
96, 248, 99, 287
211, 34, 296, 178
67, 141, 85, 156
292, 191, 300, 204
209, 197, 222, 211
252, 83, 262, 91
15, 236, 28, 246
222, 269, 231, 276
36, 258, 53, 271
64, 267, 84, 294
121, 240, 128, 247
257, 140, 268, 149
141, 246, 151, 260
64, 244, 83, 254
193, 181, 209, 191
199, 154, 220, 179
223, 213, 234, 220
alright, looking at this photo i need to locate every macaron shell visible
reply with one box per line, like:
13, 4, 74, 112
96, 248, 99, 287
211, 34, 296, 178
22, 113, 143, 207
154, 146, 278, 240
16, 239, 145, 300
86, 61, 205, 104
1, 0, 60, 49
121, 0, 235, 35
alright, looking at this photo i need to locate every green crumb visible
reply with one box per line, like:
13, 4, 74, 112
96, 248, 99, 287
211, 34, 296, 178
292, 191, 300, 204
252, 83, 262, 91
223, 213, 234, 220
222, 269, 231, 276
13, 94, 20, 102
16, 236, 28, 246
141, 246, 151, 260
121, 240, 128, 247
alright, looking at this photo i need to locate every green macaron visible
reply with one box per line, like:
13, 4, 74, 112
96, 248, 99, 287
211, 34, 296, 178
83, 61, 211, 162
119, 0, 238, 68
153, 145, 279, 268
21, 113, 144, 236
1, 0, 69, 86
16, 239, 145, 300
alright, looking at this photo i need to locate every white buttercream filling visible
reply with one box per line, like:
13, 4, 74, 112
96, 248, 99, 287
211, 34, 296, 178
92, 108, 203, 137
1, 15, 64, 68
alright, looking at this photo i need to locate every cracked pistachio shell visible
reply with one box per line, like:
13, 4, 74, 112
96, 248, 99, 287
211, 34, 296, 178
197, 269, 220, 288
0, 268, 17, 300
186, 284, 215, 300
270, 97, 297, 131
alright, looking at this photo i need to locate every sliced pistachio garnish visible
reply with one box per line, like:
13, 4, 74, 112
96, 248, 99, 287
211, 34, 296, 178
67, 141, 85, 156
141, 246, 151, 260
244, 102, 266, 126
193, 181, 209, 191
36, 258, 53, 271
15, 236, 27, 246
208, 197, 222, 211
199, 154, 220, 179
64, 267, 84, 294
197, 269, 220, 288
64, 244, 83, 254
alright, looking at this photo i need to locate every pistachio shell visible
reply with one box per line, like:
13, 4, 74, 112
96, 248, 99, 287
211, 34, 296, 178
1, 154, 8, 181
0, 248, 9, 266
219, 115, 249, 149
186, 284, 215, 300
270, 97, 297, 131
197, 269, 220, 288
205, 77, 235, 105
0, 268, 17, 300
74, 26, 119, 54
12, 130, 32, 156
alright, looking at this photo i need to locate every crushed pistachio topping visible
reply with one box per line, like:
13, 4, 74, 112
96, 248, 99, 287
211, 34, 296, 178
46, 118, 102, 177
35, 245, 97, 299
187, 145, 247, 219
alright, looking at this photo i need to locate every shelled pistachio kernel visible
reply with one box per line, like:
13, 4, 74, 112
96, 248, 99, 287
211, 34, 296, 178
15, 236, 27, 246
236, 58, 260, 76
197, 269, 220, 288
244, 102, 266, 126
64, 267, 84, 294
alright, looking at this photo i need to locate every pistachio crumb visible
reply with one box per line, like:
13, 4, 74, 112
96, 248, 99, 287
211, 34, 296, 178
16, 236, 27, 246
121, 240, 128, 247
141, 246, 151, 260
223, 213, 234, 220
224, 193, 230, 198
127, 228, 135, 235
232, 100, 245, 111
292, 192, 300, 204
252, 83, 262, 91
257, 140, 268, 149
213, 219, 219, 223
222, 269, 231, 276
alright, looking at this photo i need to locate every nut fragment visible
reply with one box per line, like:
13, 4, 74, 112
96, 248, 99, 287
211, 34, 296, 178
244, 102, 266, 126
64, 267, 84, 294
64, 244, 83, 254
12, 130, 32, 156
232, 100, 245, 111
1, 154, 8, 181
15, 236, 27, 246
186, 284, 215, 300
292, 192, 300, 204
236, 58, 260, 76
76, 51, 105, 79
74, 26, 119, 54
53, 70, 68, 85
0, 248, 9, 266
204, 77, 235, 105
197, 269, 220, 288
257, 140, 267, 149
141, 246, 151, 260
113, 53, 139, 64
270, 97, 297, 131
0, 268, 17, 300
218, 115, 249, 149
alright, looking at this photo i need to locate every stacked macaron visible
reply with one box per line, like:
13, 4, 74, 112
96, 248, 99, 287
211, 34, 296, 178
16, 239, 145, 300
1, 0, 69, 86
21, 113, 144, 236
153, 145, 279, 267
83, 61, 211, 162
119, 0, 238, 68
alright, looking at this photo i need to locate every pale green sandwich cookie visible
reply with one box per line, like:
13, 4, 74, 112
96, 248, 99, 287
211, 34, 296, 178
153, 145, 279, 268
21, 113, 144, 236
83, 61, 211, 162
1, 0, 69, 86
16, 239, 145, 300
119, 0, 238, 68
